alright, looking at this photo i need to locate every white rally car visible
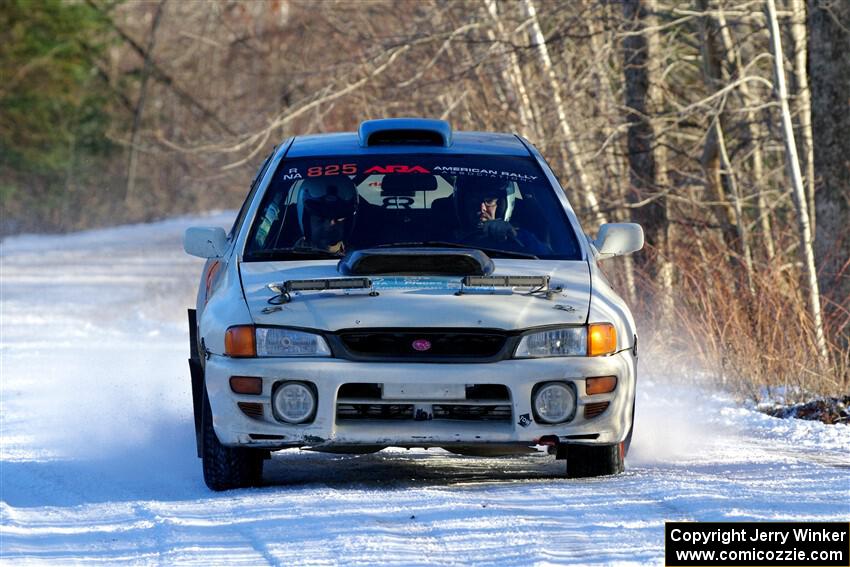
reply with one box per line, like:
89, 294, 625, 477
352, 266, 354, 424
184, 118, 643, 490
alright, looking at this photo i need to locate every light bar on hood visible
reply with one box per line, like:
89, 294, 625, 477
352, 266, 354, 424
462, 275, 549, 288
283, 277, 373, 292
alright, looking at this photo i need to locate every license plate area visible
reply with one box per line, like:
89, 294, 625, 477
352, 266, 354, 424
382, 383, 465, 400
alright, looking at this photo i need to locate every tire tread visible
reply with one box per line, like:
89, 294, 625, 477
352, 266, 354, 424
566, 443, 624, 478
201, 392, 263, 491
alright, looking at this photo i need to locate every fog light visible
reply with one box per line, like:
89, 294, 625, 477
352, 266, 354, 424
532, 382, 576, 424
272, 382, 316, 424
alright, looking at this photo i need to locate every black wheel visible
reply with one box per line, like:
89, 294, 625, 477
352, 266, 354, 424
201, 390, 264, 491
565, 443, 625, 478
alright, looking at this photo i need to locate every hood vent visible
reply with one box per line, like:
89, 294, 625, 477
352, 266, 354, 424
338, 248, 494, 276
358, 118, 452, 147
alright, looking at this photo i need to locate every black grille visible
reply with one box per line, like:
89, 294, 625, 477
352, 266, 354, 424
335, 383, 513, 422
432, 405, 512, 421
337, 404, 414, 420
337, 330, 507, 359
238, 402, 264, 420
338, 383, 382, 400
584, 402, 610, 419
466, 384, 510, 400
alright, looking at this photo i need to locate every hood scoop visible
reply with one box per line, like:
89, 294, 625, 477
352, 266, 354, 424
338, 248, 495, 276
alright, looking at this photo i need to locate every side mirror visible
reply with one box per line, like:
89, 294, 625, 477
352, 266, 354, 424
593, 223, 644, 260
184, 227, 228, 258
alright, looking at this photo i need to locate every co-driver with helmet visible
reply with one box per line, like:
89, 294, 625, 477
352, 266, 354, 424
452, 176, 549, 255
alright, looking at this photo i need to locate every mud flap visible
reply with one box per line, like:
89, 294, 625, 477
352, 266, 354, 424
188, 309, 204, 458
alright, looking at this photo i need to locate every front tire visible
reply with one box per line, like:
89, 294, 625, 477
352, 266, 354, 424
201, 391, 264, 491
565, 443, 625, 478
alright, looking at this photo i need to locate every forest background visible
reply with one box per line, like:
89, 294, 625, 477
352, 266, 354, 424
1, 0, 848, 400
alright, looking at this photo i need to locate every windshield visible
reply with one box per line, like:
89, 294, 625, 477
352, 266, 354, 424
244, 155, 581, 261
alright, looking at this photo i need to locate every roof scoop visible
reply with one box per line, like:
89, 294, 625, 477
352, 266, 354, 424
338, 248, 494, 276
358, 118, 452, 147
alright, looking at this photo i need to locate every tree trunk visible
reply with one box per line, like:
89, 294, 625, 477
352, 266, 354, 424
622, 0, 672, 314
698, 1, 738, 248
716, 119, 755, 296
789, 0, 816, 233
766, 0, 829, 366
589, 8, 637, 305
483, 0, 539, 141
809, 0, 850, 361
716, 5, 776, 261
521, 0, 606, 227
124, 0, 167, 208
699, 2, 755, 297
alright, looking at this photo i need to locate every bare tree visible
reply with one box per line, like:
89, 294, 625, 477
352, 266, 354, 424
124, 0, 167, 209
483, 0, 539, 141
765, 0, 828, 366
789, 0, 816, 232
809, 0, 850, 365
716, 4, 776, 261
521, 0, 606, 227
698, 1, 755, 296
698, 3, 744, 261
622, 0, 672, 314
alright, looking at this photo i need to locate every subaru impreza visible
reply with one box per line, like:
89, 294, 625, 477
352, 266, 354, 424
184, 118, 643, 490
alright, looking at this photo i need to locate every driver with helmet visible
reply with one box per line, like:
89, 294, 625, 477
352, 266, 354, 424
452, 176, 548, 254
295, 175, 358, 254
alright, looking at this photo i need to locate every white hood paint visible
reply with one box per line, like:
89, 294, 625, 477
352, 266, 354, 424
240, 259, 591, 331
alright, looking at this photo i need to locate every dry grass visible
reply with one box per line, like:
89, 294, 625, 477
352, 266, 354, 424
612, 240, 849, 403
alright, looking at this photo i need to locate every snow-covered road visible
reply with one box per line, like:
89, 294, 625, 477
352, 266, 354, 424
1, 214, 848, 566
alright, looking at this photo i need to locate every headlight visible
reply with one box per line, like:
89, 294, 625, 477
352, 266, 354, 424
515, 327, 586, 357
272, 381, 316, 423
225, 326, 331, 357
532, 382, 576, 424
257, 327, 331, 357
513, 324, 618, 358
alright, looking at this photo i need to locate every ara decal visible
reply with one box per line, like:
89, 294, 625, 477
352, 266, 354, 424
364, 165, 430, 174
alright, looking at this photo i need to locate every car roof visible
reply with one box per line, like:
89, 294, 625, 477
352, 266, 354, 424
286, 131, 532, 158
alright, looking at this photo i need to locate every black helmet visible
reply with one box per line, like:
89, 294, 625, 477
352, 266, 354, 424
453, 176, 516, 226
297, 175, 358, 247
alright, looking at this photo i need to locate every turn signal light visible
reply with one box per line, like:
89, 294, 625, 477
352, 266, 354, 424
587, 323, 617, 356
230, 376, 263, 395
225, 325, 256, 357
586, 375, 617, 395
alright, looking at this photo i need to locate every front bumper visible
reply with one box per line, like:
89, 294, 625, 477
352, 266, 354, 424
204, 352, 636, 449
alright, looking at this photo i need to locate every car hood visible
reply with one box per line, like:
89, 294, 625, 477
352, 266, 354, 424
239, 259, 591, 331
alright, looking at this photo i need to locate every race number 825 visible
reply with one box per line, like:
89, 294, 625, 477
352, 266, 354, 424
307, 164, 357, 177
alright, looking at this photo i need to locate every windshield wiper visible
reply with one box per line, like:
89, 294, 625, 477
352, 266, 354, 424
374, 241, 538, 260
244, 247, 344, 261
